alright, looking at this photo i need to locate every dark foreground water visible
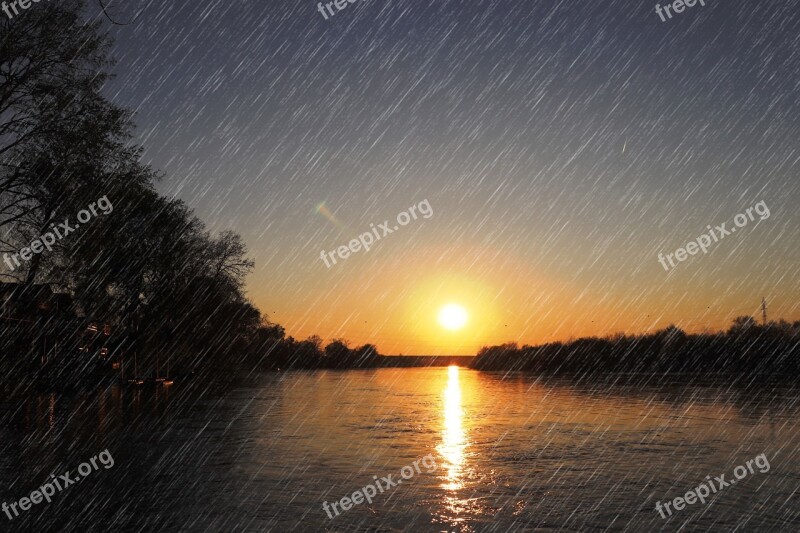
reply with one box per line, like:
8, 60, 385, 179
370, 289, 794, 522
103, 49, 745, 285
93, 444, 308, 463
1, 367, 799, 532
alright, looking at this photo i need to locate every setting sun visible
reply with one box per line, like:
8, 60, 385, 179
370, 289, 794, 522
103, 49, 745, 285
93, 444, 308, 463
438, 304, 468, 331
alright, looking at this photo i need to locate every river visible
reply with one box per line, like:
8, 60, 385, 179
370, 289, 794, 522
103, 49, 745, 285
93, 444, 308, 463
1, 367, 798, 531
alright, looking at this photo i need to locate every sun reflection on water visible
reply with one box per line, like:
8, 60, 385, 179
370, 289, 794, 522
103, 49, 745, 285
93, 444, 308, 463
437, 364, 473, 528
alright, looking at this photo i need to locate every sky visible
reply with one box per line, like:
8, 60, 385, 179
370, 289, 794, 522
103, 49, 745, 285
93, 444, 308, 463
99, 0, 800, 354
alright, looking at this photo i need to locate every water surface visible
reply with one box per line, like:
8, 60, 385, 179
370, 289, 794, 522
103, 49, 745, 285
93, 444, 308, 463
1, 367, 798, 531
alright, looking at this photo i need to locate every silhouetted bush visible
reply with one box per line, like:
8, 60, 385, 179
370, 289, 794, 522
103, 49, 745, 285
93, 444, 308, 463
471, 318, 800, 377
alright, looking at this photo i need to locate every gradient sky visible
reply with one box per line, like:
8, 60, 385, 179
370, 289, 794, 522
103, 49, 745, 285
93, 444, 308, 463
100, 0, 800, 354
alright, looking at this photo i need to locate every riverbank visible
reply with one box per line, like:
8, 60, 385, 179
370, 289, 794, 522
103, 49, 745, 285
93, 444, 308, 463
471, 319, 800, 377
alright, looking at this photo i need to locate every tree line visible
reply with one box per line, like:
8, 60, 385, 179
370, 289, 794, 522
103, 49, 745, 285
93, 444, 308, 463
471, 317, 800, 379
0, 1, 380, 384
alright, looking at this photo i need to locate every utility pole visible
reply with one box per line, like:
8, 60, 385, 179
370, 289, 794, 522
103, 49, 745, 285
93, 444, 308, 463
761, 297, 768, 325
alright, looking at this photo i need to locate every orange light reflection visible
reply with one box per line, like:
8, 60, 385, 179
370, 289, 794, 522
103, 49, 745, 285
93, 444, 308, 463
439, 365, 467, 492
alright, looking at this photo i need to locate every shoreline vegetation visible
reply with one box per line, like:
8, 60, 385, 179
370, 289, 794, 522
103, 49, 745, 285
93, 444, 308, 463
471, 318, 800, 380
2, 3, 798, 396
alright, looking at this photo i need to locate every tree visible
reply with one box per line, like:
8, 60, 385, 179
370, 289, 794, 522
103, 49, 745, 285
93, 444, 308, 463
729, 316, 757, 334
0, 0, 117, 232
0, 2, 262, 376
325, 339, 351, 367
1, 0, 154, 296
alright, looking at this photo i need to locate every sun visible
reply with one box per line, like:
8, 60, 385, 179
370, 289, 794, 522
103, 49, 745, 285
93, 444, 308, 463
438, 304, 468, 331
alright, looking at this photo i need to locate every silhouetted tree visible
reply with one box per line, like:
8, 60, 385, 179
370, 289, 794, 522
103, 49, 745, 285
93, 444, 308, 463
472, 317, 800, 379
